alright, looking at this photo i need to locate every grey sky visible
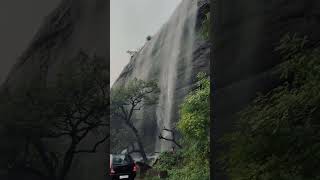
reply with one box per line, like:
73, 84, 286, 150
110, 0, 182, 86
0, 0, 61, 83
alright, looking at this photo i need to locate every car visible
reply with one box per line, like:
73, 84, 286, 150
109, 154, 137, 180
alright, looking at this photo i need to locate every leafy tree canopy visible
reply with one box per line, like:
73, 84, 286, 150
225, 34, 320, 180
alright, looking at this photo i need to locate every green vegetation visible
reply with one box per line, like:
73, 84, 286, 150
224, 35, 320, 180
149, 73, 210, 180
146, 35, 152, 41
154, 151, 183, 172
201, 12, 210, 40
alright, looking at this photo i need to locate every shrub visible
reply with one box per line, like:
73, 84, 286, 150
154, 151, 183, 171
152, 73, 210, 180
225, 35, 320, 180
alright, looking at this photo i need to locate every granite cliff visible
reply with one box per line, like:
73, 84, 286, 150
111, 0, 210, 154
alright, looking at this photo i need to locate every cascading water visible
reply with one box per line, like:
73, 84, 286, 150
154, 0, 198, 151
113, 0, 201, 154
125, 0, 199, 152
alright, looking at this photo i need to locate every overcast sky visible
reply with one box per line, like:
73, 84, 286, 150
0, 0, 61, 83
110, 0, 182, 86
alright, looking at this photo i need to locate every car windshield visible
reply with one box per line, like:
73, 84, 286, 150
112, 155, 132, 165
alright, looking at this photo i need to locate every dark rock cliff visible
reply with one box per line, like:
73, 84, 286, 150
212, 0, 320, 179
0, 0, 109, 180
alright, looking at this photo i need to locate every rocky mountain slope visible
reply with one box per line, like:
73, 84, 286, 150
5, 0, 108, 91
0, 0, 108, 180
111, 0, 210, 153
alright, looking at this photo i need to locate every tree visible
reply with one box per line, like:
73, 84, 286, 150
224, 35, 320, 180
126, 50, 138, 58
0, 52, 109, 180
174, 72, 210, 180
146, 36, 152, 41
111, 78, 159, 162
148, 73, 210, 180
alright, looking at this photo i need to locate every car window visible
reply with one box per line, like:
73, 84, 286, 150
112, 155, 132, 165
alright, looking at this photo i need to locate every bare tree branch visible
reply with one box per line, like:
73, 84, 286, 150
74, 134, 109, 154
159, 127, 182, 148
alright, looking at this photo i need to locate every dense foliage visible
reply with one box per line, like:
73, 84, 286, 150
0, 52, 109, 180
225, 35, 320, 180
151, 73, 210, 180
154, 151, 183, 172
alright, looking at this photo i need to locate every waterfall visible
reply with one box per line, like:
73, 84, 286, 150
114, 0, 199, 153
154, 0, 198, 151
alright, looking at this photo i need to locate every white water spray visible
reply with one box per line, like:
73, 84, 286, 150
155, 0, 198, 151
119, 0, 199, 152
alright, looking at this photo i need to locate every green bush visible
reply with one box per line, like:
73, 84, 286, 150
154, 151, 183, 171
224, 35, 320, 180
148, 73, 210, 180
178, 73, 210, 142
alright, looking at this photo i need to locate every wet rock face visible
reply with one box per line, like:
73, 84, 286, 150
112, 0, 210, 153
213, 0, 320, 179
1, 0, 109, 180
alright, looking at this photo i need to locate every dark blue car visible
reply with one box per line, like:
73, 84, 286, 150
109, 154, 137, 180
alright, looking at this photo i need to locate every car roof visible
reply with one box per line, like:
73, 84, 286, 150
110, 154, 132, 158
